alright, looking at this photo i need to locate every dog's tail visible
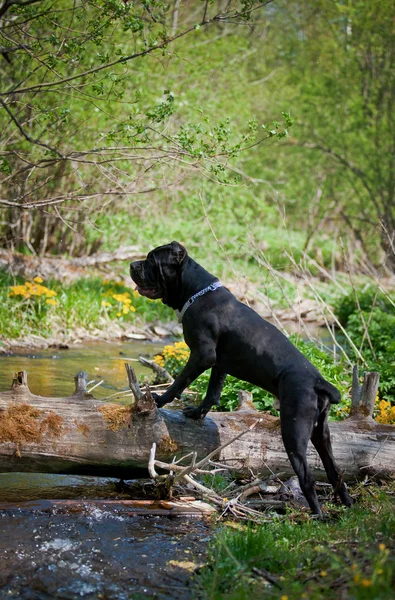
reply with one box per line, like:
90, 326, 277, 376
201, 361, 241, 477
314, 379, 341, 404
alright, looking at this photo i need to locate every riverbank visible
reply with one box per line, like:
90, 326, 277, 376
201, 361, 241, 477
0, 263, 333, 353
0, 317, 182, 353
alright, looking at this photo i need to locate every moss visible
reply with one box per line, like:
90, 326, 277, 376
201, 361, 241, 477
74, 420, 90, 436
41, 412, 64, 437
0, 404, 64, 452
0, 403, 42, 445
157, 435, 179, 454
98, 404, 132, 431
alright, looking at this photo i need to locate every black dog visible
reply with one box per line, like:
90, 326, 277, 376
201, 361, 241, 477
130, 241, 353, 515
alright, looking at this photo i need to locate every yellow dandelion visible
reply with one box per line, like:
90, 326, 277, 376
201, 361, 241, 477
379, 400, 390, 410
9, 284, 28, 297
116, 312, 121, 317
154, 355, 165, 367
33, 276, 43, 283
320, 571, 327, 577
379, 543, 386, 551
101, 301, 111, 307
46, 298, 57, 306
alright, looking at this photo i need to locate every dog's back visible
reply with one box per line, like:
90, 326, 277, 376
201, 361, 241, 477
196, 288, 337, 401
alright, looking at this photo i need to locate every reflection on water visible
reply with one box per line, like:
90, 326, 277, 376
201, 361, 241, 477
0, 340, 164, 399
0, 473, 125, 502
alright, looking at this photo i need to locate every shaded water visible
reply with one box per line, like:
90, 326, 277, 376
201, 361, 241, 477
0, 473, 126, 502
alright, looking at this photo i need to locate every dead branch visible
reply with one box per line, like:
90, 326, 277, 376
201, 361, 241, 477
138, 356, 174, 384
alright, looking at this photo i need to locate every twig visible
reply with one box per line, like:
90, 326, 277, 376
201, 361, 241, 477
148, 443, 158, 479
182, 474, 223, 505
173, 420, 261, 483
153, 459, 226, 475
86, 380, 103, 394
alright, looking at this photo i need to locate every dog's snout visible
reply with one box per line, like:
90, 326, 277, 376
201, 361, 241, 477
130, 260, 143, 275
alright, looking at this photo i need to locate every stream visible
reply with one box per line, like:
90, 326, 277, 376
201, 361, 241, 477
0, 341, 213, 599
0, 340, 165, 399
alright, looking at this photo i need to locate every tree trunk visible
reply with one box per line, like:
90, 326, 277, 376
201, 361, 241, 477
0, 370, 394, 480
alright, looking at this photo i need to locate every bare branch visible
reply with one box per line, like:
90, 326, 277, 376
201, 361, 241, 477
0, 0, 41, 19
0, 97, 63, 157
287, 138, 381, 215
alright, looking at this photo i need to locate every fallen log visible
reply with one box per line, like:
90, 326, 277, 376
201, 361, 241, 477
0, 246, 144, 282
0, 367, 394, 480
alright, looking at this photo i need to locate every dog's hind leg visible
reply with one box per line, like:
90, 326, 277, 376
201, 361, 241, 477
183, 366, 227, 419
311, 404, 353, 507
279, 392, 322, 515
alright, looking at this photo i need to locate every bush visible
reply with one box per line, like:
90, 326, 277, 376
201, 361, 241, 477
334, 289, 395, 410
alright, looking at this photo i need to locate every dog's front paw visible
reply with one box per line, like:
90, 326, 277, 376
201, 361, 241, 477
183, 405, 207, 420
152, 392, 168, 409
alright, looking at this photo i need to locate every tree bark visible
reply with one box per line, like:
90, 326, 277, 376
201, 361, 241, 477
0, 370, 394, 480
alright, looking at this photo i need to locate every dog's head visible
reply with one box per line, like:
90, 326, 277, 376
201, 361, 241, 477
130, 241, 188, 307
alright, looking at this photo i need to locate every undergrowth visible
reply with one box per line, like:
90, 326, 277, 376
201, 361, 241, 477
194, 484, 395, 600
334, 289, 395, 410
0, 272, 173, 341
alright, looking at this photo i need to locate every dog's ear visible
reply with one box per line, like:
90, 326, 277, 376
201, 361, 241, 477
170, 241, 187, 266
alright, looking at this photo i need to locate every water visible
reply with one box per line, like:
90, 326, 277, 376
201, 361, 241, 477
0, 500, 212, 599
0, 341, 215, 598
0, 340, 164, 399
0, 473, 126, 502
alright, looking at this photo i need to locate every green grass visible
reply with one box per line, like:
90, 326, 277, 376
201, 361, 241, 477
194, 485, 395, 600
87, 193, 342, 285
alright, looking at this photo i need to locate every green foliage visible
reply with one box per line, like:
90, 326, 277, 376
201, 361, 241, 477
199, 473, 231, 495
258, 0, 395, 267
195, 487, 395, 599
0, 0, 296, 257
189, 370, 276, 413
334, 289, 395, 404
334, 289, 395, 326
